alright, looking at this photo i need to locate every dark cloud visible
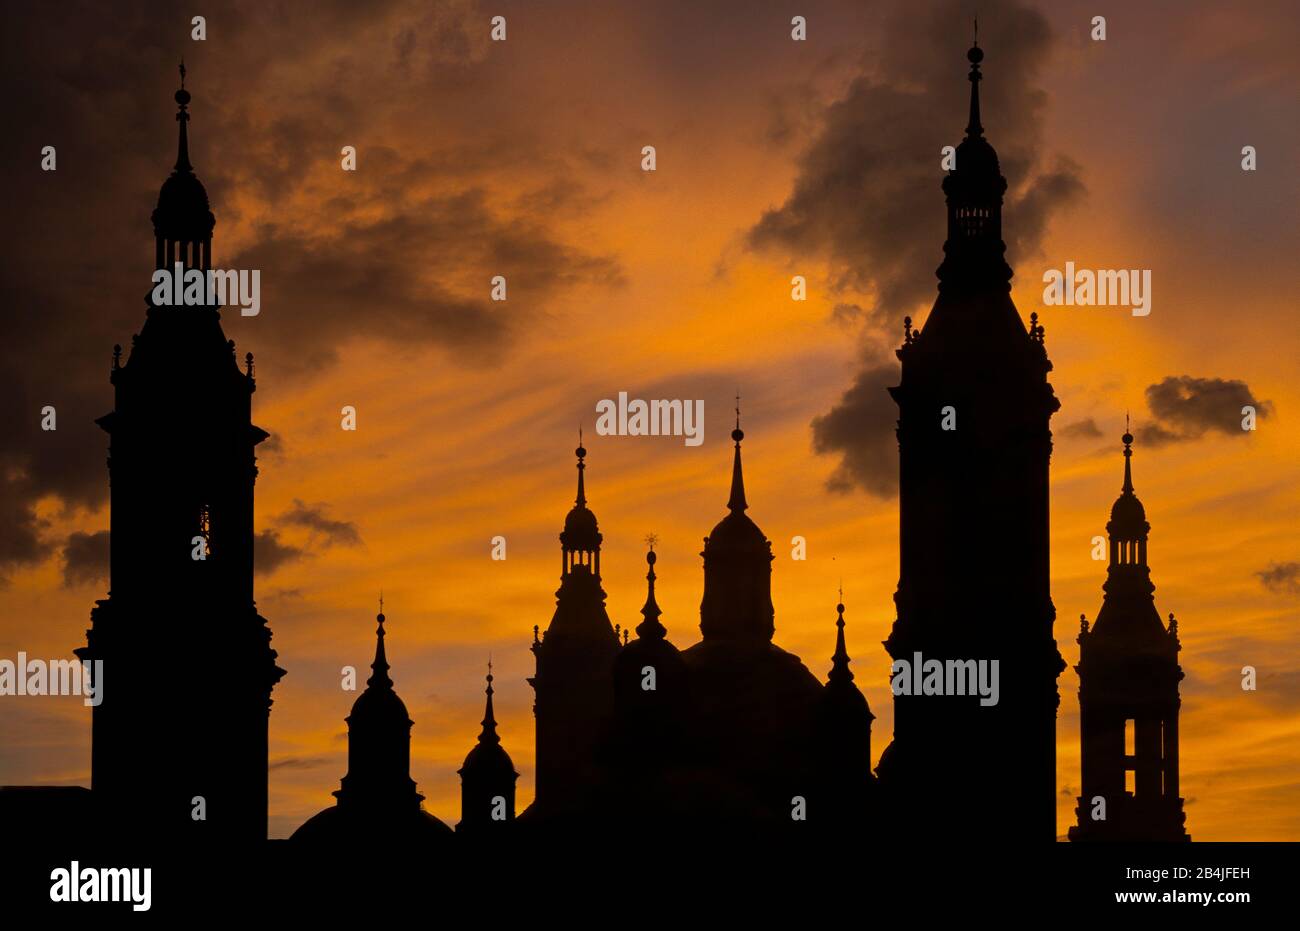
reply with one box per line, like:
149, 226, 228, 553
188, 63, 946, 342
268, 756, 330, 771
253, 500, 361, 575
1256, 562, 1300, 596
254, 529, 305, 576
278, 500, 362, 548
61, 530, 109, 589
811, 363, 900, 497
1138, 376, 1273, 446
0, 0, 620, 576
830, 302, 892, 335
747, 0, 1083, 496
1059, 418, 1103, 440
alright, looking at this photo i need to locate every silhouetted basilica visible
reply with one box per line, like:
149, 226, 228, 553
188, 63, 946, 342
1, 40, 1195, 857
522, 419, 875, 832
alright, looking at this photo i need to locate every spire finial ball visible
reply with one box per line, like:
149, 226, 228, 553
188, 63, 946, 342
968, 45, 984, 64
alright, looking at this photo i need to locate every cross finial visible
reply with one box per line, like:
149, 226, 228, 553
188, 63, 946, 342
644, 532, 658, 551
735, 390, 741, 430
378, 590, 384, 615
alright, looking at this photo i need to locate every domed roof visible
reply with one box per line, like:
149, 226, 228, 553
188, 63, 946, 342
348, 679, 410, 724
153, 171, 214, 241
562, 503, 600, 547
1109, 491, 1147, 529
705, 509, 769, 552
461, 737, 516, 777
953, 134, 1001, 176
289, 803, 453, 845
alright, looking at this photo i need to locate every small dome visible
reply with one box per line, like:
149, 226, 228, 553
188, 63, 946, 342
289, 804, 453, 845
348, 683, 410, 725
461, 739, 516, 778
617, 634, 683, 673
562, 504, 600, 550
705, 509, 769, 552
954, 134, 1001, 176
153, 171, 215, 242
1109, 491, 1147, 528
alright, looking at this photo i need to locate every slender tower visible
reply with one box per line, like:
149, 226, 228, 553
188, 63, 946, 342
458, 661, 519, 832
76, 67, 283, 843
821, 599, 874, 786
526, 439, 620, 818
876, 40, 1065, 841
1070, 432, 1189, 841
292, 608, 454, 844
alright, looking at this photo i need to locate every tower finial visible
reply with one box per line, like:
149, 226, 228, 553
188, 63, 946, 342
829, 597, 853, 686
973, 16, 979, 48
965, 29, 985, 139
574, 439, 587, 508
173, 62, 193, 172
367, 605, 392, 690
636, 540, 667, 641
1121, 427, 1135, 494
477, 658, 500, 746
727, 394, 747, 512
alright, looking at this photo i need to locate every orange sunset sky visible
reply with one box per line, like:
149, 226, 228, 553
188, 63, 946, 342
1, 0, 1297, 841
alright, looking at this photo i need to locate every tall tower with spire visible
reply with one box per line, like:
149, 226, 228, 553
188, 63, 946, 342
698, 401, 775, 643
76, 68, 283, 843
458, 661, 519, 832
526, 439, 620, 819
1069, 432, 1189, 841
876, 40, 1065, 841
681, 408, 824, 818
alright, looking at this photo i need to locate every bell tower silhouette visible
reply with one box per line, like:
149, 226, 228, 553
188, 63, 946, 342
75, 66, 284, 843
526, 438, 620, 819
876, 39, 1066, 841
1069, 431, 1190, 841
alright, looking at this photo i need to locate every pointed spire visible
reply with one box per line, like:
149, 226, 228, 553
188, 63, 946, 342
727, 392, 748, 513
829, 596, 854, 686
174, 60, 193, 172
965, 27, 984, 139
636, 540, 667, 641
1121, 423, 1135, 495
574, 431, 587, 508
367, 605, 392, 690
476, 659, 501, 747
